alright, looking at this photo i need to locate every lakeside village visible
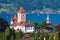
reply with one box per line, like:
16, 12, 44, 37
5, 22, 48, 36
0, 7, 60, 40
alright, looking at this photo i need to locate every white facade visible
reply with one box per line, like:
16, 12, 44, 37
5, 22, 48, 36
10, 26, 25, 32
17, 13, 21, 22
10, 26, 35, 33
25, 26, 35, 33
17, 12, 26, 22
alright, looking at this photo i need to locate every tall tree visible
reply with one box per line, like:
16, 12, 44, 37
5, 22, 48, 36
5, 27, 10, 40
16, 30, 23, 40
39, 21, 47, 29
10, 28, 16, 40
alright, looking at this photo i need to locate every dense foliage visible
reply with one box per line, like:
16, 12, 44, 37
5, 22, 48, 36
0, 28, 59, 40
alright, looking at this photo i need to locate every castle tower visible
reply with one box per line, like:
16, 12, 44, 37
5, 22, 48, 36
10, 15, 17, 28
46, 14, 50, 24
11, 15, 17, 23
17, 7, 26, 22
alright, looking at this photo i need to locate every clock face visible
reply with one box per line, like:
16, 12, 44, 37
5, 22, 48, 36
0, 18, 9, 32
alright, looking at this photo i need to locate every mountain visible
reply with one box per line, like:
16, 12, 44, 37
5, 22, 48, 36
0, 0, 60, 13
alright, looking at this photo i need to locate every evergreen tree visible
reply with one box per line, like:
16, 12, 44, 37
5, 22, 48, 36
5, 27, 10, 40
10, 28, 16, 40
39, 21, 47, 29
16, 30, 23, 40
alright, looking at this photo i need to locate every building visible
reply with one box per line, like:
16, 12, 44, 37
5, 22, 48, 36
46, 14, 54, 32
40, 14, 54, 32
10, 7, 35, 33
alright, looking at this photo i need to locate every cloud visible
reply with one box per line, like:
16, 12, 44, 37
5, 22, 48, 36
0, 3, 14, 7
0, 8, 9, 13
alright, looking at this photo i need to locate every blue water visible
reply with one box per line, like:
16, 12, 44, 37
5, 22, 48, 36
0, 13, 60, 26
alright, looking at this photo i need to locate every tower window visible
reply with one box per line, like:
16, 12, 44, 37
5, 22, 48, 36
23, 15, 24, 16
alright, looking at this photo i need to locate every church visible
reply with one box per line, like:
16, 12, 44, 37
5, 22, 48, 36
10, 7, 35, 33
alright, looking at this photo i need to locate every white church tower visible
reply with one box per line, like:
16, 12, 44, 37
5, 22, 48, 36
17, 7, 26, 22
46, 14, 50, 24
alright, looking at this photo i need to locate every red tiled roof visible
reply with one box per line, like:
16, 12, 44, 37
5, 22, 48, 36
55, 24, 60, 27
22, 22, 33, 26
11, 21, 34, 26
12, 15, 17, 22
11, 22, 17, 26
18, 7, 25, 13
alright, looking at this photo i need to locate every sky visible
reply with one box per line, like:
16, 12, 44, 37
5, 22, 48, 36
0, 0, 60, 26
0, 0, 60, 13
0, 13, 60, 26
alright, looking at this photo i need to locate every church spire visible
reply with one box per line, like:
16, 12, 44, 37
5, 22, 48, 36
47, 14, 49, 21
46, 14, 50, 24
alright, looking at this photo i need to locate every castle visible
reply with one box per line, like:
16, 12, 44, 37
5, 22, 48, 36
10, 7, 35, 33
10, 7, 54, 33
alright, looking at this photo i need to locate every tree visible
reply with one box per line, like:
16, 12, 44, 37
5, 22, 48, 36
33, 22, 39, 29
10, 28, 16, 40
49, 33, 54, 40
0, 32, 5, 40
53, 32, 59, 40
16, 30, 23, 40
10, 35, 15, 40
5, 27, 10, 40
33, 22, 39, 27
56, 25, 60, 32
39, 21, 47, 29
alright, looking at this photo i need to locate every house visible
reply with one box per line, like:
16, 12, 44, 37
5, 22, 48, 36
10, 7, 35, 33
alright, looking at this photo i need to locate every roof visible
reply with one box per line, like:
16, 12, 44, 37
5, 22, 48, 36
55, 24, 60, 27
12, 15, 17, 22
11, 21, 34, 26
18, 7, 25, 13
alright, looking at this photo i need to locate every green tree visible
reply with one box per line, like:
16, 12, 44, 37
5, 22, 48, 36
39, 21, 47, 29
5, 27, 10, 40
56, 25, 60, 32
33, 22, 39, 27
10, 35, 14, 40
49, 33, 54, 40
54, 32, 59, 40
39, 33, 44, 40
33, 22, 39, 30
16, 30, 23, 40
10, 28, 16, 40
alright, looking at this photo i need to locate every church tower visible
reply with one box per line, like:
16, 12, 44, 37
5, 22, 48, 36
46, 14, 50, 24
17, 7, 26, 22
